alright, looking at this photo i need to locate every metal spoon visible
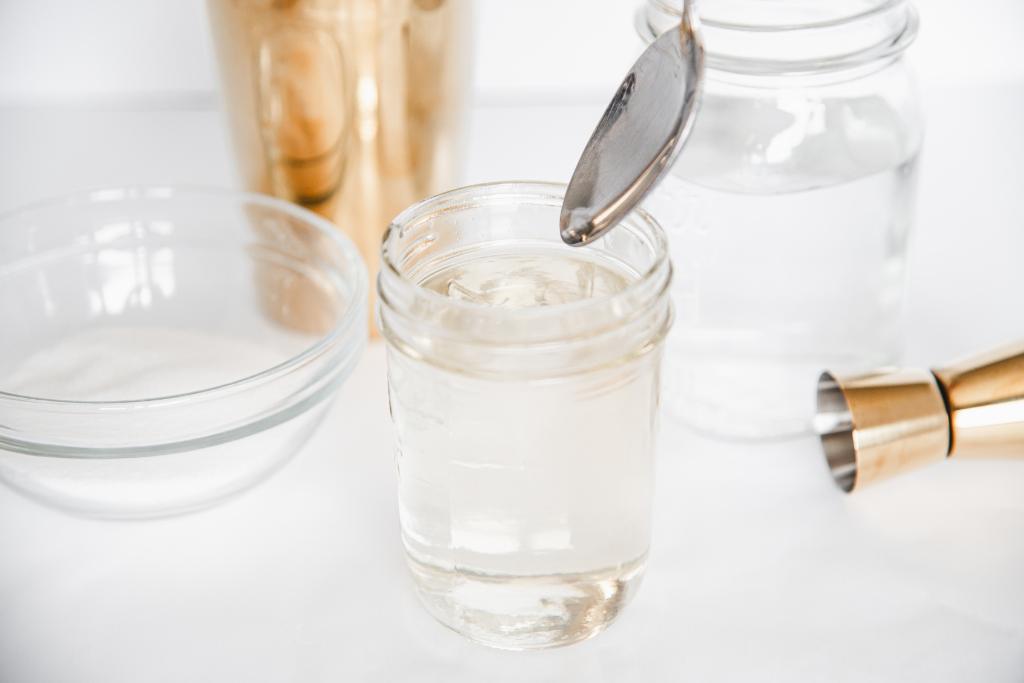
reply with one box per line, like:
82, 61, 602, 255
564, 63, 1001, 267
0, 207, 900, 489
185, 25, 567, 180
560, 2, 704, 246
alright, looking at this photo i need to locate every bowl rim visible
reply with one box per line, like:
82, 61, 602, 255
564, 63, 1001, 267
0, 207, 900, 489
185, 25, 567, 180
0, 185, 368, 411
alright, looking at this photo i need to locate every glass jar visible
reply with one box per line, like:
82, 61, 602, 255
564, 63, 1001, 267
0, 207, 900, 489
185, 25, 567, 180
637, 0, 923, 438
377, 182, 672, 648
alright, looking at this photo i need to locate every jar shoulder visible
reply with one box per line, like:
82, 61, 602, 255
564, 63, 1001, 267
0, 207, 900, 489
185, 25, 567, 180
674, 62, 923, 192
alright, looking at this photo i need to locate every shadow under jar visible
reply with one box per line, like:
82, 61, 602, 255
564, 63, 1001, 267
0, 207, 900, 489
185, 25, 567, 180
378, 182, 672, 649
638, 0, 923, 438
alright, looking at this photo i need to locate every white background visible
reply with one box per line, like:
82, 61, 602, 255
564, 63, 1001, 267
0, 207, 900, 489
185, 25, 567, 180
0, 2, 1023, 682
1, 0, 1024, 105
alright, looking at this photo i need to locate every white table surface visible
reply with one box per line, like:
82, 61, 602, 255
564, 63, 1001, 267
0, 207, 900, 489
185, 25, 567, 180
1, 86, 1023, 682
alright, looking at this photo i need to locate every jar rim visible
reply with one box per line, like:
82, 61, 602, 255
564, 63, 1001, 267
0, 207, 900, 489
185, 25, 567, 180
649, 0, 903, 32
381, 181, 668, 322
378, 181, 672, 350
638, 0, 918, 76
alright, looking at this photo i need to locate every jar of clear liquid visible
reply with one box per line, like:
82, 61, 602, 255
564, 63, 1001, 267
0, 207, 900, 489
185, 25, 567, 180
637, 0, 923, 438
378, 182, 672, 648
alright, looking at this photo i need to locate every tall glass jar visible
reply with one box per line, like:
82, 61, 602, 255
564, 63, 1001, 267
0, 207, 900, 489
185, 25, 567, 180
378, 182, 672, 648
638, 0, 923, 437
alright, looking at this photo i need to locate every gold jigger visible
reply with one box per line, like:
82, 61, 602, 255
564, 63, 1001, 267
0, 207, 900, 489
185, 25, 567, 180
817, 341, 1024, 492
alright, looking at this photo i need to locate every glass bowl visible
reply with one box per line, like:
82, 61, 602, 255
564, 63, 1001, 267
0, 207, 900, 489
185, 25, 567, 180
0, 187, 367, 518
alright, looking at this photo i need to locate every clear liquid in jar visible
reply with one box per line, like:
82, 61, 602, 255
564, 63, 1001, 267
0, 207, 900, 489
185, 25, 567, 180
388, 247, 659, 649
646, 91, 919, 438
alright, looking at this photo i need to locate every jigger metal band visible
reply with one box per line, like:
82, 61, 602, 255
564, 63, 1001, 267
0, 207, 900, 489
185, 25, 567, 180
817, 341, 1024, 492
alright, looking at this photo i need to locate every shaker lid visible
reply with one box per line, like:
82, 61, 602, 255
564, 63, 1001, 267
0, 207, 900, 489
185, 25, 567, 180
560, 1, 704, 246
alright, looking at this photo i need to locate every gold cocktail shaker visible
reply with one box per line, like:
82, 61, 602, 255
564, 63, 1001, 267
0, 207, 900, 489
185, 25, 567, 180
207, 0, 471, 331
817, 341, 1024, 492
